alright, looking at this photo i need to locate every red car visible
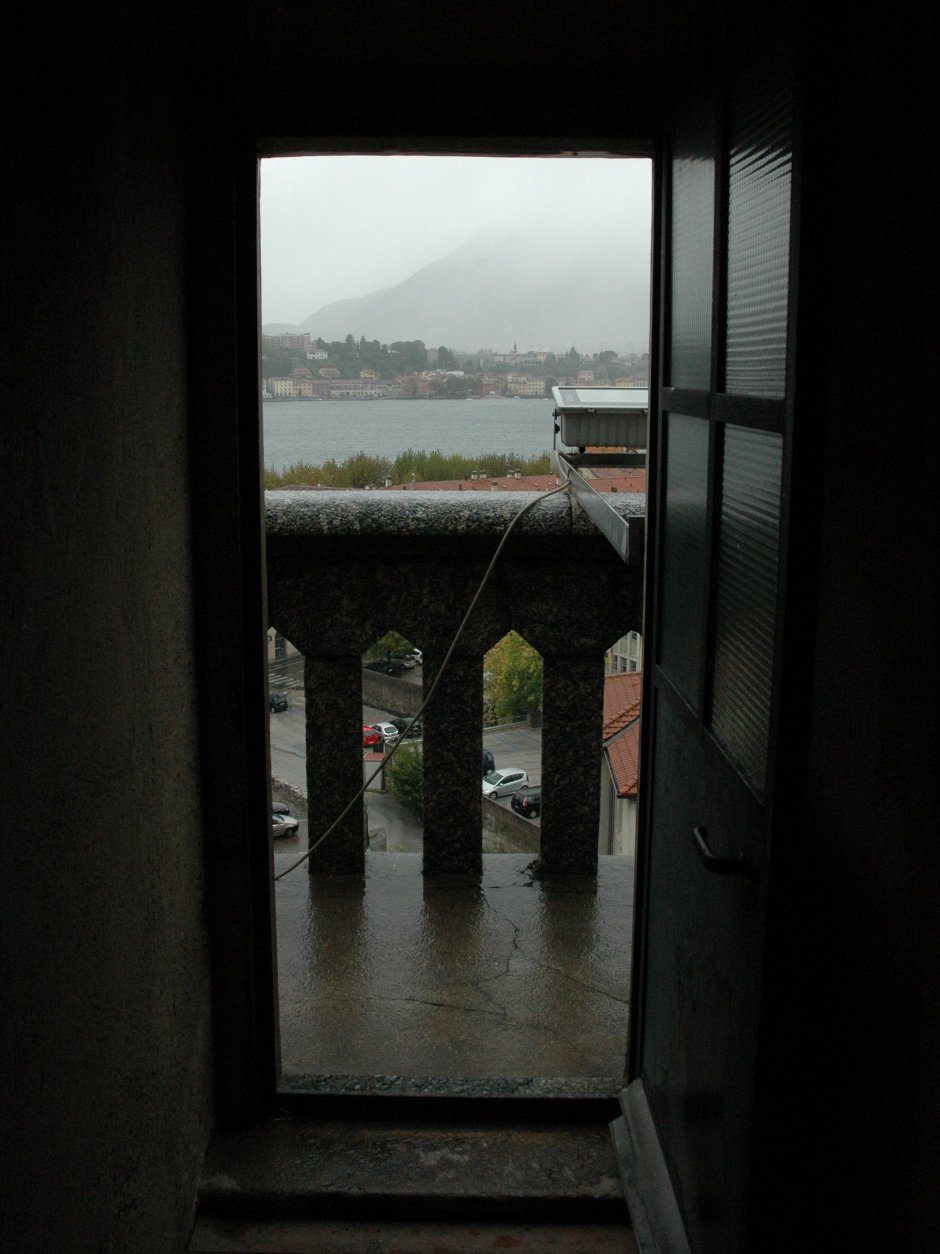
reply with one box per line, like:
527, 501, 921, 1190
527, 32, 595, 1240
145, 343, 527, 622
362, 724, 380, 748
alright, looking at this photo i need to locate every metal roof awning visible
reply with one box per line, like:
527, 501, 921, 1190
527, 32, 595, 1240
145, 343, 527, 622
552, 385, 648, 453
551, 386, 647, 564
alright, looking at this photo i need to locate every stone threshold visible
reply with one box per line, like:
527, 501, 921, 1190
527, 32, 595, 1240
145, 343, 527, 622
195, 1116, 631, 1226
189, 1216, 638, 1252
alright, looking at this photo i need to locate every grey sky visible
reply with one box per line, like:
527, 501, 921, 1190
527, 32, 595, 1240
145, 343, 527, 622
260, 155, 651, 327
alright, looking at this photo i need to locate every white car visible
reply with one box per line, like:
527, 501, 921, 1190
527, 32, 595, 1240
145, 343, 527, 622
482, 767, 528, 798
370, 721, 401, 742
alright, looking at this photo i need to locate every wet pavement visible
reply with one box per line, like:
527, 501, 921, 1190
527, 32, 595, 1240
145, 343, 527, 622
272, 851, 633, 1084
268, 705, 631, 1086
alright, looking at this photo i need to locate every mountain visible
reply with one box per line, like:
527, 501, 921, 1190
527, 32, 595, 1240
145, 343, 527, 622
266, 211, 650, 354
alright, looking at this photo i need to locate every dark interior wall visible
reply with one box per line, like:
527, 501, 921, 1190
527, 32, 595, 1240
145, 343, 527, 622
2, 4, 935, 1249
2, 17, 214, 1250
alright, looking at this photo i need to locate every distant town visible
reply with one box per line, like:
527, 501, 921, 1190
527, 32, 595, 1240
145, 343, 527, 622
262, 333, 649, 401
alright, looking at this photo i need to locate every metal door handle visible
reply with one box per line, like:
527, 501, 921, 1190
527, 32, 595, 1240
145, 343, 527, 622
693, 826, 750, 877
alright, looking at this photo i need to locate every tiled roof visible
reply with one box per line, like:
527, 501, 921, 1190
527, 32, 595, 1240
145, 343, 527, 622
603, 671, 642, 738
385, 470, 646, 494
387, 476, 560, 492
603, 671, 642, 798
606, 720, 640, 798
583, 467, 646, 494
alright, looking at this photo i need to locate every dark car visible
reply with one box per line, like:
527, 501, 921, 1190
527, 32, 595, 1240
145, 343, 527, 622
511, 785, 541, 819
365, 658, 406, 676
482, 748, 495, 775
392, 717, 423, 740
269, 692, 288, 713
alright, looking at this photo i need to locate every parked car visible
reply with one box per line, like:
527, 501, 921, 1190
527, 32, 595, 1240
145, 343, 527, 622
392, 717, 423, 739
407, 649, 423, 666
362, 724, 380, 748
510, 785, 541, 819
389, 654, 416, 669
368, 657, 411, 676
272, 811, 299, 838
482, 748, 495, 775
482, 767, 528, 798
268, 692, 288, 713
272, 800, 289, 814
370, 721, 400, 742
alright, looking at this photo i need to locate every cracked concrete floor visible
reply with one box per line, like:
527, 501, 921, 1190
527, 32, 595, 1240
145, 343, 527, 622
274, 853, 634, 1083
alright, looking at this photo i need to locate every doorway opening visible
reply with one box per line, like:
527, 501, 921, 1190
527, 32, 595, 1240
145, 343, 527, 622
261, 150, 651, 1094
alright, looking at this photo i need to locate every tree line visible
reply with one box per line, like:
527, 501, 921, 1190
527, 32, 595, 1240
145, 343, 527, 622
264, 448, 552, 489
262, 335, 647, 385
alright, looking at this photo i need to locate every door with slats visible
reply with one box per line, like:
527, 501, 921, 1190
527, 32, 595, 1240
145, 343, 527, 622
626, 60, 797, 1254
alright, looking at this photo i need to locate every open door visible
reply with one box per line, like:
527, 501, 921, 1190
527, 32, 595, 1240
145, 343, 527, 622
615, 58, 797, 1254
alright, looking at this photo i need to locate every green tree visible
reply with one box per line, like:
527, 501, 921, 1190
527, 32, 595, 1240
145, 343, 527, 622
484, 631, 543, 720
391, 340, 428, 371
264, 447, 553, 490
340, 451, 393, 488
386, 741, 423, 813
363, 631, 415, 662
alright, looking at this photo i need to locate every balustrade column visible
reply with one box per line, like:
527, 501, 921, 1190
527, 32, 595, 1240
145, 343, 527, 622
422, 653, 483, 875
304, 654, 365, 874
539, 652, 606, 874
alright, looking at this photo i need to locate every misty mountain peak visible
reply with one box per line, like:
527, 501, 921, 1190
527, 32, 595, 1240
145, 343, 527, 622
283, 212, 649, 353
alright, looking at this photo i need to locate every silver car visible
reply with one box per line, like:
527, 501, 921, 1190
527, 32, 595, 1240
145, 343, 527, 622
272, 811, 300, 838
482, 767, 528, 798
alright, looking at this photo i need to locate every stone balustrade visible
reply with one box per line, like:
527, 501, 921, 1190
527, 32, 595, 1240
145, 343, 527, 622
266, 489, 644, 876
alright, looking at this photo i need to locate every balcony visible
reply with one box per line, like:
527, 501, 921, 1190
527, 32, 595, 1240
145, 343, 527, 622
265, 488, 645, 1088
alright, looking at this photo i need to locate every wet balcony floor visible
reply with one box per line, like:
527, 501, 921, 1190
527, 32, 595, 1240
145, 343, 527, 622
274, 852, 634, 1089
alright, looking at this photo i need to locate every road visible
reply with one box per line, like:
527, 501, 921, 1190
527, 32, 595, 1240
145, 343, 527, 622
268, 693, 543, 852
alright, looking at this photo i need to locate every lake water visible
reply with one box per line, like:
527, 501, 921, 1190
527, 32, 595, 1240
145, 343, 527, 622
262, 396, 556, 470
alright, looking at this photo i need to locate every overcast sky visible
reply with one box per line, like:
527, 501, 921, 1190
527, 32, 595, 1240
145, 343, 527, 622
260, 155, 651, 327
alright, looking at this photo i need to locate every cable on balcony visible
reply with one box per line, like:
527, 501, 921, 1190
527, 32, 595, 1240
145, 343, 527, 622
274, 481, 571, 880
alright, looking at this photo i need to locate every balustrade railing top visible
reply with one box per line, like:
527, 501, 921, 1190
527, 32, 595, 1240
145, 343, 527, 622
265, 487, 645, 546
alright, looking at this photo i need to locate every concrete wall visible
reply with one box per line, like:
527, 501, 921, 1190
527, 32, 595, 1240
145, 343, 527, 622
598, 772, 637, 858
2, 18, 214, 1251
482, 798, 542, 855
362, 669, 424, 718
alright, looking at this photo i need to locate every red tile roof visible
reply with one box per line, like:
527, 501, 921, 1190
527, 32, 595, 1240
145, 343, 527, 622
606, 720, 640, 798
603, 671, 642, 738
386, 475, 560, 492
385, 469, 646, 494
583, 467, 646, 494
603, 671, 642, 798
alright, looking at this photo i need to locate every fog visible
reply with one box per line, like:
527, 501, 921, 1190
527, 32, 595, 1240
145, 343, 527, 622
261, 155, 652, 331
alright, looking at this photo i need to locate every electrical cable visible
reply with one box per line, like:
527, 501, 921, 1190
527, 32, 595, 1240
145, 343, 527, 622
274, 481, 570, 880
